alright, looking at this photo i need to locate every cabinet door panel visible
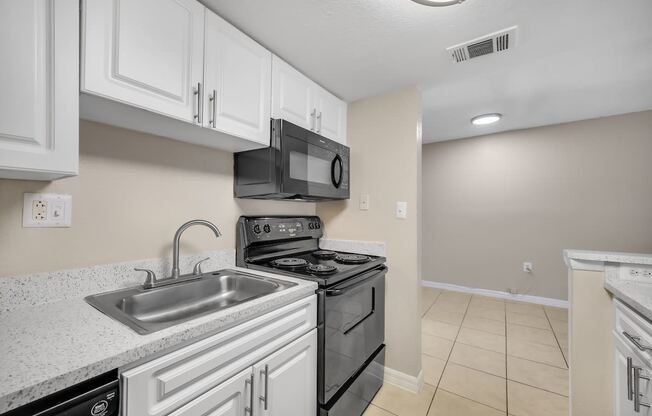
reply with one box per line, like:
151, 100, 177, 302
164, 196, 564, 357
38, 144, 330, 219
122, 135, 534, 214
82, 0, 204, 123
204, 12, 271, 145
254, 329, 317, 416
315, 88, 347, 144
0, 0, 78, 179
271, 56, 315, 131
168, 367, 251, 416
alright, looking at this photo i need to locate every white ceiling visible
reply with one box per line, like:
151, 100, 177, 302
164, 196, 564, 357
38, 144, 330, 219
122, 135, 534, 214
203, 0, 652, 143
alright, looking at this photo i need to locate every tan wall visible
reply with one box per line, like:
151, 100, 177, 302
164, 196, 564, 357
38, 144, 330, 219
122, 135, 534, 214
0, 121, 315, 277
317, 88, 423, 377
422, 111, 652, 300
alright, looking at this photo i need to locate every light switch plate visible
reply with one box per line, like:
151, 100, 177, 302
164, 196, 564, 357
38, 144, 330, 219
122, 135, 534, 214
360, 194, 370, 211
396, 201, 407, 219
23, 193, 72, 228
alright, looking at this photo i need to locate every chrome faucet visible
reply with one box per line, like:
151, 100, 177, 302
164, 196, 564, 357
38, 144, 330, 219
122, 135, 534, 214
135, 219, 222, 289
171, 219, 222, 279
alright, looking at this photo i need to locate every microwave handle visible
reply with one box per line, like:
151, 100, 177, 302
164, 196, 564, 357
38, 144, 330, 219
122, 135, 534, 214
331, 154, 343, 188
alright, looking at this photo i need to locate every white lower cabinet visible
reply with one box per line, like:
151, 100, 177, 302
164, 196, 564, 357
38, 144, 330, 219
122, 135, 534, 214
254, 329, 317, 416
614, 299, 652, 415
121, 295, 317, 416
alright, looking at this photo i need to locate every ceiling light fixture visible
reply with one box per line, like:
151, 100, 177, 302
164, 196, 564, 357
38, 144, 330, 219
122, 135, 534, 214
410, 0, 466, 7
471, 113, 502, 125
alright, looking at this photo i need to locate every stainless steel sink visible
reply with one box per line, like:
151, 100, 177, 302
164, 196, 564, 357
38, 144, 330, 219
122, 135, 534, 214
85, 269, 296, 334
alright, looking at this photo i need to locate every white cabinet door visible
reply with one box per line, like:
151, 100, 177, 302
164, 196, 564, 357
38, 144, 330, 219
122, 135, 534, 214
314, 87, 347, 144
271, 56, 316, 131
168, 367, 252, 416
204, 11, 271, 145
81, 0, 205, 123
253, 329, 317, 416
615, 333, 652, 416
0, 0, 78, 180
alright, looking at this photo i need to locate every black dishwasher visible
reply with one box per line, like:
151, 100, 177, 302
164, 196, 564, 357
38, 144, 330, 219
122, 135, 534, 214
2, 370, 119, 416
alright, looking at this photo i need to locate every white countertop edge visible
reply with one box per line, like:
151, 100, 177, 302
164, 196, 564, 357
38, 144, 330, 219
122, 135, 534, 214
564, 249, 652, 270
0, 267, 317, 413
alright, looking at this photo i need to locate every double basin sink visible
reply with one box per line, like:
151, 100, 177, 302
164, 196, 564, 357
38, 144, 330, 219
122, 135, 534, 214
86, 269, 296, 334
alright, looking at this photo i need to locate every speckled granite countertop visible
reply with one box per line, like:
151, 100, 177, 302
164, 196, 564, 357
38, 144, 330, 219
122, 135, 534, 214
565, 249, 652, 322
0, 267, 316, 413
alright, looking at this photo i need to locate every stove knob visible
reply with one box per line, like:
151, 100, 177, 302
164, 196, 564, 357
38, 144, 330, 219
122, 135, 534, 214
263, 224, 271, 233
253, 224, 261, 234
316, 222, 321, 229
308, 223, 314, 230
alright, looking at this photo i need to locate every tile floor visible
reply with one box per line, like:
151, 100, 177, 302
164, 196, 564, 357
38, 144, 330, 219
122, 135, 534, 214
364, 287, 569, 416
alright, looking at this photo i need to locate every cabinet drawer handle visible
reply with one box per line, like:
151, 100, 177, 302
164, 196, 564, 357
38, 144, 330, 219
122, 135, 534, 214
245, 373, 254, 415
310, 108, 316, 131
209, 89, 217, 128
634, 366, 651, 412
629, 357, 635, 400
259, 364, 269, 410
624, 331, 652, 352
193, 82, 203, 124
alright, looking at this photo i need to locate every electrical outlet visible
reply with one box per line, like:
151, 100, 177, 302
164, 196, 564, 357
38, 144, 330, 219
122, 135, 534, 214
395, 201, 407, 219
523, 262, 533, 273
23, 193, 72, 228
360, 194, 370, 211
624, 266, 652, 280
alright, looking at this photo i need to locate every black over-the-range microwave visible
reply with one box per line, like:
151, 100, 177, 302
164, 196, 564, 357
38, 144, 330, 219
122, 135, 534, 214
234, 119, 350, 201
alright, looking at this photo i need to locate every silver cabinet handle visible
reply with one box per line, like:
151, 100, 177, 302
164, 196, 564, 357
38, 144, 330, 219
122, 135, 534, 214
259, 365, 269, 410
629, 357, 635, 400
317, 111, 322, 133
209, 89, 217, 128
624, 331, 652, 352
634, 366, 651, 412
245, 373, 254, 415
193, 82, 203, 124
310, 108, 316, 131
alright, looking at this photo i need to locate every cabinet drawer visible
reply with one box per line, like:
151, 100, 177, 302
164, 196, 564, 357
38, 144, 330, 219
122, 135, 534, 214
615, 299, 652, 363
122, 295, 316, 416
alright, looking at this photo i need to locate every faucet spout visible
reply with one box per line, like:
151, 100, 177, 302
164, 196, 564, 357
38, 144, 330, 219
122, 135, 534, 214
171, 220, 222, 279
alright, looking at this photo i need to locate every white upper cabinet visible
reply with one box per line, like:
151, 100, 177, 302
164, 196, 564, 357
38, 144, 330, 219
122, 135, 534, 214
271, 56, 316, 131
204, 12, 271, 146
81, 0, 205, 123
0, 0, 78, 180
272, 56, 347, 145
314, 86, 347, 145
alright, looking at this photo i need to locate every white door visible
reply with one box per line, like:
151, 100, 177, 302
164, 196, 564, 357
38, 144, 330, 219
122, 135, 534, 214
253, 329, 317, 416
314, 87, 347, 144
0, 0, 78, 180
81, 0, 205, 123
168, 367, 253, 416
271, 56, 316, 131
204, 11, 271, 145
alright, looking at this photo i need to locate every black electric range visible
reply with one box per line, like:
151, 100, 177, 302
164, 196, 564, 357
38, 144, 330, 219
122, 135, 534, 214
236, 216, 386, 416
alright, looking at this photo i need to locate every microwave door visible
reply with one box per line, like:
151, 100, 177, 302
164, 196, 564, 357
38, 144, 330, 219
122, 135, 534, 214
282, 136, 342, 198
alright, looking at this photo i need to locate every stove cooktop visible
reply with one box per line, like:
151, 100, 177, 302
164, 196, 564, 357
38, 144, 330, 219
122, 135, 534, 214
246, 249, 385, 287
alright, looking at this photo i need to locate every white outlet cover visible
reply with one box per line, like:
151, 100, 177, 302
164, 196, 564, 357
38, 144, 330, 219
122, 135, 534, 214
23, 193, 72, 228
396, 201, 407, 219
360, 194, 370, 211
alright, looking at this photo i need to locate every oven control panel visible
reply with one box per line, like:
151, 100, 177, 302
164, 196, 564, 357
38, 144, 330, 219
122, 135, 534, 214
241, 216, 323, 242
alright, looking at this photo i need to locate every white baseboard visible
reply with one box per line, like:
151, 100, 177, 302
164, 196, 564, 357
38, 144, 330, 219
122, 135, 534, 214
383, 366, 424, 393
421, 280, 568, 308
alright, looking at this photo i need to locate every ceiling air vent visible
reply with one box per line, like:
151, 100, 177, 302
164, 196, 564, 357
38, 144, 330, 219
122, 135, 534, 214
447, 26, 518, 63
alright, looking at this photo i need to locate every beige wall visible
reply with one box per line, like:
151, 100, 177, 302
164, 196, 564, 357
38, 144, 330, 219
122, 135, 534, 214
0, 121, 315, 277
422, 111, 652, 300
317, 88, 423, 377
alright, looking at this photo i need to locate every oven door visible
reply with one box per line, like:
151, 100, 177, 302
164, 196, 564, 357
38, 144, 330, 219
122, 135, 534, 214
280, 123, 349, 200
320, 267, 386, 404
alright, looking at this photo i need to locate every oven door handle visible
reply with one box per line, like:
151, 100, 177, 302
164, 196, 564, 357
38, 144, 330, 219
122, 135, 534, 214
325, 268, 384, 297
